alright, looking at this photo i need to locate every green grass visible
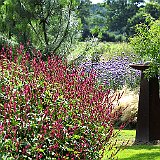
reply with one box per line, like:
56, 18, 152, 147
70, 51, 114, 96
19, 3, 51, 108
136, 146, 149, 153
102, 130, 160, 160
117, 145, 160, 160
115, 129, 136, 145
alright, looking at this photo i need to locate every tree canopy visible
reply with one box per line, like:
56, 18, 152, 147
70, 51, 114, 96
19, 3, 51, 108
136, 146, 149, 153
0, 0, 81, 56
130, 20, 160, 78
0, 0, 160, 53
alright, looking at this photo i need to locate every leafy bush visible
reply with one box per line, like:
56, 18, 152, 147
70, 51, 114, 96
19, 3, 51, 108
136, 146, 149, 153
126, 11, 154, 37
0, 46, 124, 159
100, 32, 126, 42
0, 34, 18, 49
130, 20, 160, 78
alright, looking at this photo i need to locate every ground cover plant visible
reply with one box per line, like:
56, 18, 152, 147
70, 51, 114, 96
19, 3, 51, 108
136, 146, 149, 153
0, 45, 125, 159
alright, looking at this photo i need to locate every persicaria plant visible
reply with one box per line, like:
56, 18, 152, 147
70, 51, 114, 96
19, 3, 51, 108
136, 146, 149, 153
0, 45, 123, 159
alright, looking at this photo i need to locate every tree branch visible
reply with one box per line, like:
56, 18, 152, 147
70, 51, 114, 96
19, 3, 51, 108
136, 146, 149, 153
52, 1, 73, 54
29, 21, 43, 45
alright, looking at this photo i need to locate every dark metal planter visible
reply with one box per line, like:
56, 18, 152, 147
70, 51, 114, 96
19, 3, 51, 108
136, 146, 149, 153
130, 64, 160, 144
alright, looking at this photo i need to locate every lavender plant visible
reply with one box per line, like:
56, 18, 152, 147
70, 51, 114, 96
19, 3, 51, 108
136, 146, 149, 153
80, 56, 140, 90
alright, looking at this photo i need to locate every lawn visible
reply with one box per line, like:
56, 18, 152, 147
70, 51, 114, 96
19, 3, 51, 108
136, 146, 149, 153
103, 130, 160, 160
117, 145, 160, 160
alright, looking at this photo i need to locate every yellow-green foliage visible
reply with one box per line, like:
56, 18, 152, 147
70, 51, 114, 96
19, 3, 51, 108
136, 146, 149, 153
100, 42, 134, 61
67, 41, 134, 63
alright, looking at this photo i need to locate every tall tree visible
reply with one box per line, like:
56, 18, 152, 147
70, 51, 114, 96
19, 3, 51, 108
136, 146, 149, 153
126, 11, 154, 37
126, 1, 160, 37
144, 1, 160, 19
77, 0, 92, 40
104, 0, 144, 33
0, 0, 80, 56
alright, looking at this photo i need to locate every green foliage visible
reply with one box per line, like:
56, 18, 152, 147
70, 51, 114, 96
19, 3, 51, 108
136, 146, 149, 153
105, 0, 144, 33
101, 42, 134, 61
130, 20, 160, 78
0, 0, 30, 43
126, 1, 160, 37
89, 4, 108, 31
77, 0, 92, 40
68, 41, 134, 63
78, 0, 148, 41
0, 0, 80, 56
0, 34, 18, 48
99, 31, 126, 42
0, 45, 124, 159
126, 11, 154, 37
145, 1, 160, 19
67, 39, 106, 64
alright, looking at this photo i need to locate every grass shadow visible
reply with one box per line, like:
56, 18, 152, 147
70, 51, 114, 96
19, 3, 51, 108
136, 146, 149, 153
117, 145, 160, 160
119, 152, 160, 160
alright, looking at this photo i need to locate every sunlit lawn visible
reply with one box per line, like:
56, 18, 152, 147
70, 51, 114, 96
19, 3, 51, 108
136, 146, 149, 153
102, 129, 160, 160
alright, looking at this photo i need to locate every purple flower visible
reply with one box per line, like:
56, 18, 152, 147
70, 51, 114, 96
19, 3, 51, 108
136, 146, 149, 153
80, 56, 140, 89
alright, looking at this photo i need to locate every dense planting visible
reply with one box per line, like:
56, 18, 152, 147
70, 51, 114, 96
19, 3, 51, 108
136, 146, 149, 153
0, 46, 124, 159
80, 56, 140, 89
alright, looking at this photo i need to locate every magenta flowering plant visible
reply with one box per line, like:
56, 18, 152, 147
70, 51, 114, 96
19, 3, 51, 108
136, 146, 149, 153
0, 46, 123, 159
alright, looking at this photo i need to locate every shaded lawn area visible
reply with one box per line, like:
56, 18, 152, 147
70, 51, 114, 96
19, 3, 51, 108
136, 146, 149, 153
103, 130, 160, 160
117, 145, 160, 160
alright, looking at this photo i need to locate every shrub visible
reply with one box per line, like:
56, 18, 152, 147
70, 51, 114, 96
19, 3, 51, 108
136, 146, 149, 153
100, 32, 126, 42
130, 20, 160, 78
0, 46, 124, 159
